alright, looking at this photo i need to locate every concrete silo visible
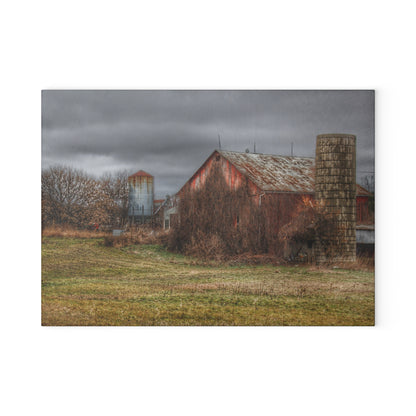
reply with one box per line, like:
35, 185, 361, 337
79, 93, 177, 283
128, 170, 154, 224
315, 134, 356, 262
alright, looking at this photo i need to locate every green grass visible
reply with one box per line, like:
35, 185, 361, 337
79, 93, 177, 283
42, 237, 375, 326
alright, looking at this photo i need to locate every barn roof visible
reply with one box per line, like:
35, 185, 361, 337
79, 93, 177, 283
356, 184, 372, 196
128, 170, 153, 179
218, 150, 315, 193
218, 150, 371, 195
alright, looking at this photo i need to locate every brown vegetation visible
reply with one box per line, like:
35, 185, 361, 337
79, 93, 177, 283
42, 223, 171, 249
42, 225, 110, 238
168, 163, 267, 259
278, 197, 342, 261
42, 165, 129, 229
103, 226, 166, 248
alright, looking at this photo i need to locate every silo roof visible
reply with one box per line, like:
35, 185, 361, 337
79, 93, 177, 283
128, 170, 153, 179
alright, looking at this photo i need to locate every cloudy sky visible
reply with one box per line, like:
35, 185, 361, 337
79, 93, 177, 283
42, 90, 374, 199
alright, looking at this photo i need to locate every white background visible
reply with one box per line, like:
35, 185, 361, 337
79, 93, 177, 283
1, 1, 415, 415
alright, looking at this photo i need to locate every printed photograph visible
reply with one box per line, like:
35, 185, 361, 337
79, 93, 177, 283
41, 90, 375, 326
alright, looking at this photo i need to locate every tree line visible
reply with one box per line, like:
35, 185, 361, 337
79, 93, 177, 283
42, 165, 129, 229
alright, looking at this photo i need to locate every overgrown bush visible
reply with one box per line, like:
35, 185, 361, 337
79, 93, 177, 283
278, 197, 345, 262
182, 231, 228, 260
168, 162, 268, 259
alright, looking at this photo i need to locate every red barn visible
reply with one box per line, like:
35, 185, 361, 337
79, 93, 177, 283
176, 149, 373, 256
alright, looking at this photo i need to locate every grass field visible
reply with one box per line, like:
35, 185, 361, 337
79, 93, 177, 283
42, 237, 375, 326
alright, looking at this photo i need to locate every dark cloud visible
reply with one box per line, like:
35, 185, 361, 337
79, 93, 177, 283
42, 90, 375, 199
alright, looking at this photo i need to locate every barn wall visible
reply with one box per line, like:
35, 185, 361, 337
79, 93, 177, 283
187, 151, 259, 196
182, 151, 263, 223
174, 152, 266, 254
356, 196, 370, 224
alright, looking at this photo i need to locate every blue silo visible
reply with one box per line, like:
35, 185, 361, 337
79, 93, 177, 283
128, 170, 154, 223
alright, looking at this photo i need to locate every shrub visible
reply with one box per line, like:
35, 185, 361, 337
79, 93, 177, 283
168, 163, 268, 259
182, 232, 227, 260
102, 227, 168, 248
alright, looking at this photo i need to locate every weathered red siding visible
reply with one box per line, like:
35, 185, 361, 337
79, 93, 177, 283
185, 151, 261, 196
356, 196, 370, 224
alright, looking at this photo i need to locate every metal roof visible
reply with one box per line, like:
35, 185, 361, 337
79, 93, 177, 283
218, 150, 315, 193
218, 150, 372, 195
356, 184, 372, 196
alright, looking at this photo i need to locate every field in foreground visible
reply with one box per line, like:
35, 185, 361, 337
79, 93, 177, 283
42, 237, 374, 326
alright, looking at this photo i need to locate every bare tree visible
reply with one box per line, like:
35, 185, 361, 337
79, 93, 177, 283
99, 170, 129, 227
42, 165, 104, 228
360, 174, 375, 193
42, 165, 131, 229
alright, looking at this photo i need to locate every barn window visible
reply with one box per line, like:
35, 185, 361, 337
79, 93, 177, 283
215, 154, 221, 161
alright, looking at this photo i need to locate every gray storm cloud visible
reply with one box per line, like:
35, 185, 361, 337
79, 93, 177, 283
42, 90, 375, 199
